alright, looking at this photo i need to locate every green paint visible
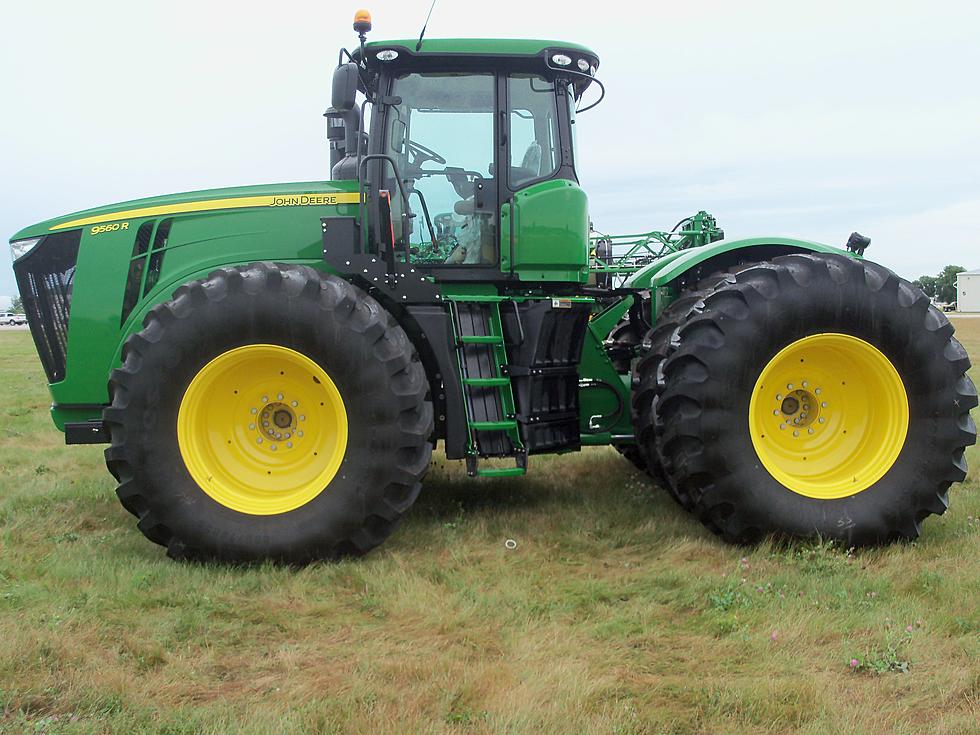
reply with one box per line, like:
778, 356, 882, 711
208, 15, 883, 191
505, 180, 590, 283
10, 36, 870, 473
366, 38, 598, 60
626, 236, 846, 290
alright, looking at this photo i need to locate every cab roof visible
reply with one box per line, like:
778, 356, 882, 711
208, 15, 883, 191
361, 38, 599, 66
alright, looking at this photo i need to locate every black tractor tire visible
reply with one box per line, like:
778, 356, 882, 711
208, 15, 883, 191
625, 263, 765, 501
648, 252, 977, 545
103, 263, 433, 563
631, 291, 716, 507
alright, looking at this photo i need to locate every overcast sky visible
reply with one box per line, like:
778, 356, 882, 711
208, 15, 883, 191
2, 0, 979, 305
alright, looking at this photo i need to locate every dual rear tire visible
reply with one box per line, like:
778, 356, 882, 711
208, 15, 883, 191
631, 253, 977, 545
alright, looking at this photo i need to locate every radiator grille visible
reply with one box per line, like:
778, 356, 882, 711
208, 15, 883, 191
13, 230, 82, 383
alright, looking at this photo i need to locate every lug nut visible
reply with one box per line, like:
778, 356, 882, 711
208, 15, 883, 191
277, 393, 284, 400
821, 402, 828, 408
250, 407, 257, 414
291, 401, 298, 407
270, 445, 277, 451
249, 423, 255, 430
787, 383, 794, 390
257, 437, 263, 444
261, 395, 268, 403
793, 430, 800, 437
779, 423, 786, 430
286, 442, 293, 448
808, 428, 815, 434
297, 430, 304, 437
819, 417, 825, 423
299, 415, 306, 422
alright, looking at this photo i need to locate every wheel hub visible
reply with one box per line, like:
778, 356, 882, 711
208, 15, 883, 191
254, 399, 304, 449
775, 385, 823, 432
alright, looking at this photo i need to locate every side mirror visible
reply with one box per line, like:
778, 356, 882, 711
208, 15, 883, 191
328, 63, 359, 113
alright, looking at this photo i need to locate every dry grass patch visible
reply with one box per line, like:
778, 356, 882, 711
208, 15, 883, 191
0, 322, 978, 733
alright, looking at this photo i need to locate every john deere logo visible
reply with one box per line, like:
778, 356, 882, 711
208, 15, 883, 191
270, 194, 346, 207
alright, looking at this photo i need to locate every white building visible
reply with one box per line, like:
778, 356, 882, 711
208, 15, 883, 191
957, 270, 980, 312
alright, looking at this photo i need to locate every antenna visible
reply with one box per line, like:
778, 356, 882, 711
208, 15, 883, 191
416, 0, 437, 51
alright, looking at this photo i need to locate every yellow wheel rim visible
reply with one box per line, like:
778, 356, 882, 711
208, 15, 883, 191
748, 333, 909, 499
177, 344, 348, 515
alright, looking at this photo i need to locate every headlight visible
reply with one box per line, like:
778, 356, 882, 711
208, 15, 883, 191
551, 53, 572, 67
10, 237, 42, 262
577, 59, 590, 72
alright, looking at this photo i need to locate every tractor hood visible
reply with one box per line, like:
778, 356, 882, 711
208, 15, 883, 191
10, 181, 360, 242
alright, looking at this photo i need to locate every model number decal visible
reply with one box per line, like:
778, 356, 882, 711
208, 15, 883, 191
90, 222, 130, 236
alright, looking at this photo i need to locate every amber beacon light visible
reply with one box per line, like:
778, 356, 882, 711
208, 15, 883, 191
353, 9, 372, 34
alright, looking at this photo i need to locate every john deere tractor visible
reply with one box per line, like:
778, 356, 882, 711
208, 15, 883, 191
10, 12, 977, 562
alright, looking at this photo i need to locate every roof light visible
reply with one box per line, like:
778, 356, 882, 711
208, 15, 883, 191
551, 53, 572, 67
376, 49, 399, 62
353, 9, 372, 33
577, 58, 590, 72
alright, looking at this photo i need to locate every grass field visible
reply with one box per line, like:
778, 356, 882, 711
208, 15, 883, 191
1, 321, 978, 734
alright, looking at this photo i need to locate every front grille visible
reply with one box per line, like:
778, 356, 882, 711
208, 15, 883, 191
13, 230, 81, 383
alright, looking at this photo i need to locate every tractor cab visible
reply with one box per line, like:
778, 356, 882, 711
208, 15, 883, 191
326, 22, 601, 283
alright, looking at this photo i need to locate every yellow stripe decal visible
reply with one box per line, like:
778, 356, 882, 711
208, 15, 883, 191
49, 192, 361, 231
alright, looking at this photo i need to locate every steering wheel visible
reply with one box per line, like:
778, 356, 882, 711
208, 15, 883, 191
407, 140, 447, 168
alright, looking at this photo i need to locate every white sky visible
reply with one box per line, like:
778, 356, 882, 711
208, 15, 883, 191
2, 0, 979, 305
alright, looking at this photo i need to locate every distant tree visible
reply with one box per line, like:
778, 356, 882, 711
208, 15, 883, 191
10, 296, 23, 313
914, 275, 939, 299
937, 265, 965, 304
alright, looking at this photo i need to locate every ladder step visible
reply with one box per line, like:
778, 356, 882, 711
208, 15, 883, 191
462, 377, 510, 387
470, 420, 518, 431
476, 467, 527, 478
459, 335, 502, 344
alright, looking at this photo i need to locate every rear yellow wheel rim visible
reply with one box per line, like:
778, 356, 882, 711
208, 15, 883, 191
177, 344, 348, 515
748, 333, 908, 499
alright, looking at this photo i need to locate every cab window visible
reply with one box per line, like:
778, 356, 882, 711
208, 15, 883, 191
507, 75, 559, 189
386, 72, 496, 266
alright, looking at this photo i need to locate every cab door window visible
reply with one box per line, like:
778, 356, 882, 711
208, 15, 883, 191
507, 75, 560, 190
386, 72, 496, 265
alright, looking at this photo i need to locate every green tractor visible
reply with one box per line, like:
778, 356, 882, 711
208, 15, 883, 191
9, 13, 977, 562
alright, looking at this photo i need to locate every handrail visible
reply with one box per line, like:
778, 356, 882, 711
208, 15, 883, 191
357, 154, 414, 270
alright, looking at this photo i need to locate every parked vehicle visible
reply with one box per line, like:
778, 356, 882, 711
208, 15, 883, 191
8, 12, 977, 562
0, 312, 27, 326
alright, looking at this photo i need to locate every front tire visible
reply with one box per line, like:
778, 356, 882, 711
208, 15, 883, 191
104, 263, 433, 563
649, 253, 977, 545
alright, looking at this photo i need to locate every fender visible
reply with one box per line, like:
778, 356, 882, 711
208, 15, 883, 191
625, 236, 849, 290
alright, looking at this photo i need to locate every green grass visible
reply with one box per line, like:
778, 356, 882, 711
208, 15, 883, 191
1, 321, 978, 734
